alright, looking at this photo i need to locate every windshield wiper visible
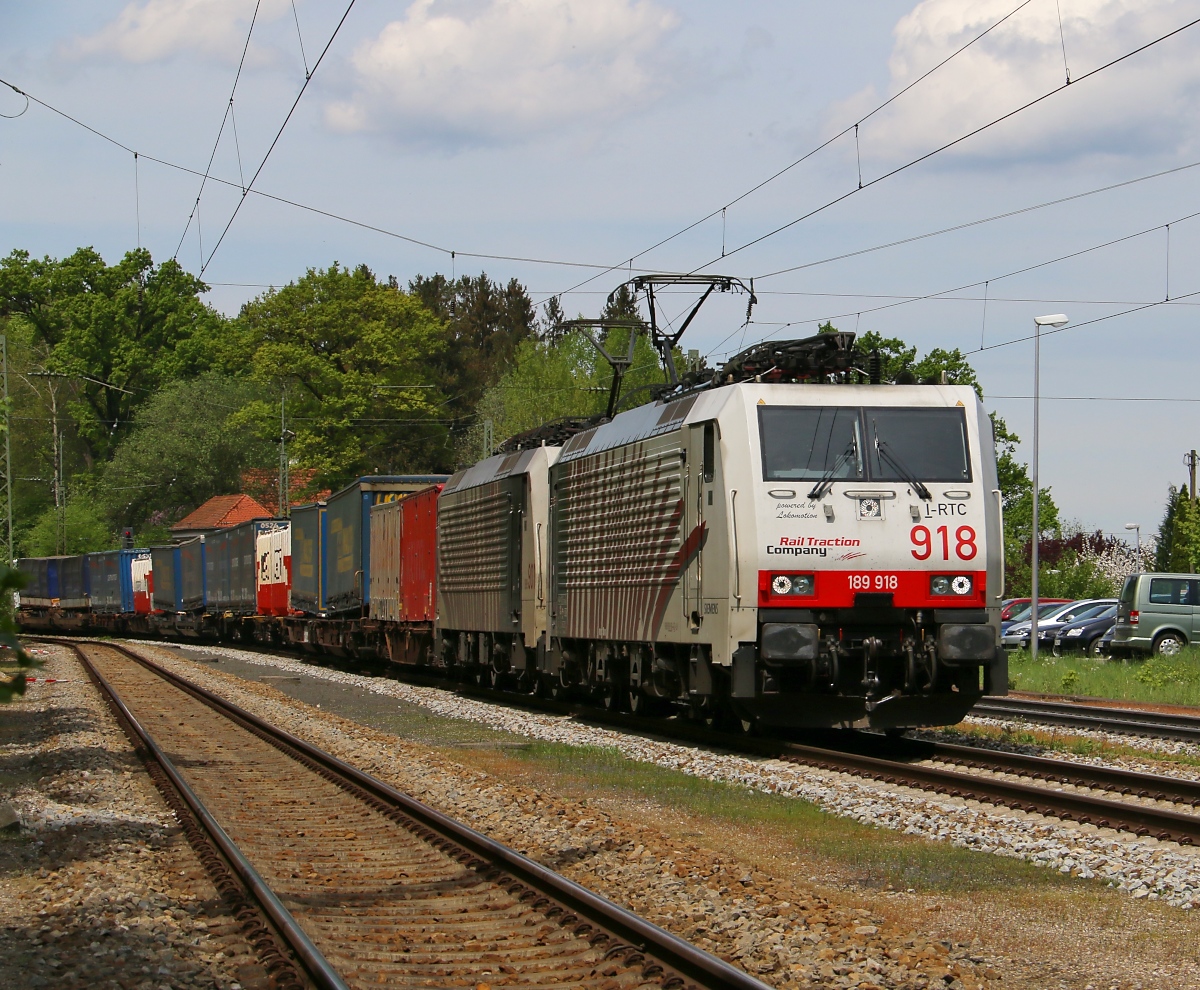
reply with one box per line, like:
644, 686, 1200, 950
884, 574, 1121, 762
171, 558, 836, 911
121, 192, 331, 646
874, 428, 932, 500
807, 437, 858, 501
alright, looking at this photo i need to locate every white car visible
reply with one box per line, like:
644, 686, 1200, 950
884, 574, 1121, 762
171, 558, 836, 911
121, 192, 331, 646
1001, 599, 1116, 650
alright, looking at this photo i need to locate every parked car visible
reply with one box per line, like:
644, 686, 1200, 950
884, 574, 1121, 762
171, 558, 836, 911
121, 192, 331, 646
1028, 601, 1116, 651
1002, 599, 1117, 650
1001, 597, 1070, 622
1052, 604, 1118, 656
1001, 600, 1077, 636
1111, 573, 1200, 657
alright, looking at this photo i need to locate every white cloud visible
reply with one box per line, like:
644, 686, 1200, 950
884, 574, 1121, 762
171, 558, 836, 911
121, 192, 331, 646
326, 0, 681, 144
73, 0, 291, 63
832, 0, 1200, 166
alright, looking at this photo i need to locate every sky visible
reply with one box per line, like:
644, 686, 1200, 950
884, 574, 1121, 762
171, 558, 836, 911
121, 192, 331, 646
4, 0, 1200, 541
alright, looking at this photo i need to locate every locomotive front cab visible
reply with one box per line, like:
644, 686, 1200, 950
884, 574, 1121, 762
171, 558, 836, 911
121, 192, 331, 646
732, 385, 1005, 729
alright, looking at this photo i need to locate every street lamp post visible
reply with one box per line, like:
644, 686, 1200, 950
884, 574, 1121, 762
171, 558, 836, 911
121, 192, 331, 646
1030, 314, 1068, 662
1125, 522, 1142, 568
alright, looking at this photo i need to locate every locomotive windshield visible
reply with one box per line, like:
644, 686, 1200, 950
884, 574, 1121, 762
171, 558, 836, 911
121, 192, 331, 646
864, 407, 972, 483
759, 405, 971, 482
759, 407, 864, 481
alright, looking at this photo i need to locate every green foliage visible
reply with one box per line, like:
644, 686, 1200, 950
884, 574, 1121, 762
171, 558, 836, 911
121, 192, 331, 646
1009, 647, 1200, 705
1134, 656, 1194, 690
409, 272, 538, 436
1156, 484, 1200, 574
0, 565, 39, 703
850, 329, 981, 393
237, 265, 449, 488
461, 324, 664, 463
102, 373, 275, 527
1034, 550, 1117, 598
0, 247, 223, 464
22, 499, 116, 557
990, 414, 1064, 597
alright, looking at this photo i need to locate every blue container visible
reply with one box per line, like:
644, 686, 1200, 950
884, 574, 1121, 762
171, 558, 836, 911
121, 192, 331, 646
86, 549, 148, 613
322, 476, 448, 616
290, 502, 325, 615
179, 536, 206, 612
16, 556, 89, 608
207, 520, 276, 614
15, 557, 55, 606
150, 545, 183, 613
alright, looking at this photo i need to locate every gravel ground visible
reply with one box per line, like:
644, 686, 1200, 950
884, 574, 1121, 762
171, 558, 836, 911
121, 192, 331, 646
138, 642, 1200, 915
0, 643, 275, 990
130, 642, 1006, 990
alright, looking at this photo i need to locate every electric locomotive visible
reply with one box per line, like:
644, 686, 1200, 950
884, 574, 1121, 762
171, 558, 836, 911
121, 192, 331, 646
434, 281, 1004, 730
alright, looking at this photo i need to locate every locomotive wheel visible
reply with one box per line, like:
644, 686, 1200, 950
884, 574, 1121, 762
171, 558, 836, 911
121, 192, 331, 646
628, 688, 647, 715
601, 682, 623, 711
489, 666, 506, 690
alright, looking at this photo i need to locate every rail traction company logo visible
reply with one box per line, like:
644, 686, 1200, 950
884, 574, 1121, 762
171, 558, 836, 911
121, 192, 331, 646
766, 536, 862, 558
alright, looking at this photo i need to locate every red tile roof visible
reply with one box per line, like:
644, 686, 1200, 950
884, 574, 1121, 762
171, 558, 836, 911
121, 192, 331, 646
240, 468, 330, 510
170, 494, 274, 534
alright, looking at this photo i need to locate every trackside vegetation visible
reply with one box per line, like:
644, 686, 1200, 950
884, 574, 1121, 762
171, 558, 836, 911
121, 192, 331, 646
0, 243, 1150, 606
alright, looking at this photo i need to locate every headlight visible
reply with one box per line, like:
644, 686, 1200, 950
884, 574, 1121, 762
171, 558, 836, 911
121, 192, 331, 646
931, 575, 973, 596
1066, 628, 1083, 637
771, 574, 814, 596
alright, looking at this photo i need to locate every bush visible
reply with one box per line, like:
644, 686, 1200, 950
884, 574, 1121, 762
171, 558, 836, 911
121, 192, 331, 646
21, 500, 115, 556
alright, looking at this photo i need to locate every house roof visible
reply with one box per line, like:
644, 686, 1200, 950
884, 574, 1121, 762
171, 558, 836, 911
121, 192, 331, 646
240, 468, 330, 509
170, 494, 274, 534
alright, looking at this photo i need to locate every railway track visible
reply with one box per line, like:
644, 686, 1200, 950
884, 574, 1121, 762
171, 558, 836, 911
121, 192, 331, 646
971, 695, 1200, 744
49, 635, 1200, 850
349, 656, 1200, 845
63, 639, 773, 990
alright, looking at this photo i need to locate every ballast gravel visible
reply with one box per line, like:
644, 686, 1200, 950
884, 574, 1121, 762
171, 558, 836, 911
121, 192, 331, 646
0, 643, 277, 990
144, 642, 1200, 915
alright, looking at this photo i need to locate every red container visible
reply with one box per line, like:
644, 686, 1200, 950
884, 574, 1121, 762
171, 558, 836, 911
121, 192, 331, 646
399, 485, 440, 623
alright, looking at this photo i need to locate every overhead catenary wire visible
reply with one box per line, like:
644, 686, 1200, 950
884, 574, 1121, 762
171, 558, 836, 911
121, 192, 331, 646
537, 0, 1040, 305
199, 0, 360, 275
0, 75, 660, 276
706, 206, 1200, 361
703, 12, 1200, 275
754, 158, 1200, 281
174, 0, 263, 260
290, 0, 311, 79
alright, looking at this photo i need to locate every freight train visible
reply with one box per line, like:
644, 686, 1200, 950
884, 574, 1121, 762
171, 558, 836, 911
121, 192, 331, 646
15, 328, 1007, 731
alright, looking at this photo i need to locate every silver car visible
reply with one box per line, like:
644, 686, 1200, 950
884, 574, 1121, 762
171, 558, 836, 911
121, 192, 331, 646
1001, 599, 1116, 650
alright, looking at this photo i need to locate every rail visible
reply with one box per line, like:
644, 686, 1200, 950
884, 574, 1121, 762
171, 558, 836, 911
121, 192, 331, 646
53, 638, 773, 990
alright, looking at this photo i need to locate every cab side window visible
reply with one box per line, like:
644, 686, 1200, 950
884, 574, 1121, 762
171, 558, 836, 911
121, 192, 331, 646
1148, 578, 1200, 605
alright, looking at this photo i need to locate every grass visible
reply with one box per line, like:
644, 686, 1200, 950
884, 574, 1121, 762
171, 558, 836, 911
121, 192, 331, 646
1007, 646, 1200, 707
500, 739, 1074, 896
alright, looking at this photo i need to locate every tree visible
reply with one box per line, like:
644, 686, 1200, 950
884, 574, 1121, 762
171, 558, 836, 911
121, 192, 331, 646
0, 247, 224, 466
102, 373, 275, 529
539, 295, 567, 344
409, 272, 538, 426
1154, 484, 1200, 574
460, 318, 664, 464
21, 500, 115, 557
237, 265, 449, 488
992, 414, 1060, 544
